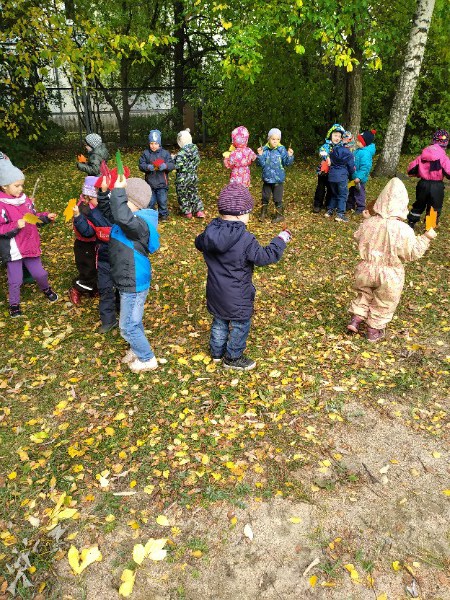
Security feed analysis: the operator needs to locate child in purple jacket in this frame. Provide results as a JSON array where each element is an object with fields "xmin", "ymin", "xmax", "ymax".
[{"xmin": 0, "ymin": 158, "xmax": 58, "ymax": 317}]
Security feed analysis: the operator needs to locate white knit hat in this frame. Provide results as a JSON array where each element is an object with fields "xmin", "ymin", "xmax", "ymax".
[
  {"xmin": 177, "ymin": 128, "xmax": 192, "ymax": 148},
  {"xmin": 85, "ymin": 133, "xmax": 102, "ymax": 149},
  {"xmin": 0, "ymin": 157, "xmax": 25, "ymax": 186}
]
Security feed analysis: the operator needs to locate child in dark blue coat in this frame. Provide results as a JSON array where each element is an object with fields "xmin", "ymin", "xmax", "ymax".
[
  {"xmin": 138, "ymin": 129, "xmax": 175, "ymax": 221},
  {"xmin": 195, "ymin": 183, "xmax": 291, "ymax": 371},
  {"xmin": 325, "ymin": 141, "xmax": 355, "ymax": 222}
]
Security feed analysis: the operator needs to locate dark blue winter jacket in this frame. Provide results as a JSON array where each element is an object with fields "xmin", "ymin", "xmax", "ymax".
[
  {"xmin": 108, "ymin": 188, "xmax": 160, "ymax": 293},
  {"xmin": 195, "ymin": 218, "xmax": 286, "ymax": 321},
  {"xmin": 73, "ymin": 207, "xmax": 112, "ymax": 262},
  {"xmin": 138, "ymin": 147, "xmax": 175, "ymax": 190},
  {"xmin": 328, "ymin": 145, "xmax": 355, "ymax": 183},
  {"xmin": 255, "ymin": 145, "xmax": 294, "ymax": 184}
]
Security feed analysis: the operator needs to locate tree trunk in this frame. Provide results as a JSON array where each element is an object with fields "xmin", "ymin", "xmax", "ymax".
[
  {"xmin": 344, "ymin": 34, "xmax": 363, "ymax": 137},
  {"xmin": 173, "ymin": 0, "xmax": 185, "ymax": 129},
  {"xmin": 373, "ymin": 0, "xmax": 436, "ymax": 177}
]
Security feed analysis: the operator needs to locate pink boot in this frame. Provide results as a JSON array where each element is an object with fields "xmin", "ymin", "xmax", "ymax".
[
  {"xmin": 195, "ymin": 211, "xmax": 205, "ymax": 218},
  {"xmin": 184, "ymin": 212, "xmax": 193, "ymax": 219},
  {"xmin": 347, "ymin": 315, "xmax": 364, "ymax": 333},
  {"xmin": 366, "ymin": 327, "xmax": 385, "ymax": 343}
]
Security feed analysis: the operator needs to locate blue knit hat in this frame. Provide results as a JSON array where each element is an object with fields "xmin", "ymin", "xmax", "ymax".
[{"xmin": 149, "ymin": 130, "xmax": 162, "ymax": 145}]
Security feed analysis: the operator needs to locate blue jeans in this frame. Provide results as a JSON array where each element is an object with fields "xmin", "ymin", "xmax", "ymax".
[
  {"xmin": 210, "ymin": 317, "xmax": 251, "ymax": 359},
  {"xmin": 328, "ymin": 180, "xmax": 348, "ymax": 216},
  {"xmin": 119, "ymin": 289, "xmax": 154, "ymax": 361},
  {"xmin": 150, "ymin": 188, "xmax": 169, "ymax": 217}
]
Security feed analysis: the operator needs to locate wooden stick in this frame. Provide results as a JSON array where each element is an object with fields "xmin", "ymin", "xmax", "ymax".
[{"xmin": 31, "ymin": 177, "xmax": 40, "ymax": 199}]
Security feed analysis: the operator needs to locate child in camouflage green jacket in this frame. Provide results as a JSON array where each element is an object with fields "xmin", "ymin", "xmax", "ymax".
[{"xmin": 173, "ymin": 129, "xmax": 205, "ymax": 219}]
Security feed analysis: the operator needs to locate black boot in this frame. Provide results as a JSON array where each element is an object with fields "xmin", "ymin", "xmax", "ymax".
[
  {"xmin": 272, "ymin": 205, "xmax": 284, "ymax": 223},
  {"xmin": 258, "ymin": 205, "xmax": 268, "ymax": 221}
]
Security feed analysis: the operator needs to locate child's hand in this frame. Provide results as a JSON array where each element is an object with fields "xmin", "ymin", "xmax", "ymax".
[
  {"xmin": 47, "ymin": 213, "xmax": 57, "ymax": 221},
  {"xmin": 147, "ymin": 164, "xmax": 155, "ymax": 172},
  {"xmin": 257, "ymin": 147, "xmax": 263, "ymax": 155},
  {"xmin": 278, "ymin": 229, "xmax": 292, "ymax": 244},
  {"xmin": 354, "ymin": 177, "xmax": 360, "ymax": 184},
  {"xmin": 101, "ymin": 175, "xmax": 110, "ymax": 193},
  {"xmin": 158, "ymin": 162, "xmax": 167, "ymax": 171},
  {"xmin": 114, "ymin": 175, "xmax": 127, "ymax": 188},
  {"xmin": 326, "ymin": 157, "xmax": 331, "ymax": 166},
  {"xmin": 362, "ymin": 210, "xmax": 371, "ymax": 219},
  {"xmin": 288, "ymin": 148, "xmax": 294, "ymax": 156},
  {"xmin": 425, "ymin": 228, "xmax": 437, "ymax": 240},
  {"xmin": 17, "ymin": 219, "xmax": 26, "ymax": 229},
  {"xmin": 73, "ymin": 205, "xmax": 80, "ymax": 217}
]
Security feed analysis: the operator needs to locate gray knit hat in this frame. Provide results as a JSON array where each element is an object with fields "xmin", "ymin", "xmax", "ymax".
[
  {"xmin": 0, "ymin": 157, "xmax": 25, "ymax": 187},
  {"xmin": 218, "ymin": 183, "xmax": 254, "ymax": 216},
  {"xmin": 85, "ymin": 133, "xmax": 102, "ymax": 149},
  {"xmin": 126, "ymin": 178, "xmax": 151, "ymax": 210}
]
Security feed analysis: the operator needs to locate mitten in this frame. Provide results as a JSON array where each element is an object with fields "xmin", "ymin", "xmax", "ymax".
[
  {"xmin": 159, "ymin": 162, "xmax": 167, "ymax": 171},
  {"xmin": 147, "ymin": 164, "xmax": 155, "ymax": 172},
  {"xmin": 425, "ymin": 228, "xmax": 437, "ymax": 240},
  {"xmin": 278, "ymin": 229, "xmax": 292, "ymax": 244}
]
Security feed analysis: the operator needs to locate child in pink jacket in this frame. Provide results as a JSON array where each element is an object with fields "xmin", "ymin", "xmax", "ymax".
[
  {"xmin": 223, "ymin": 126, "xmax": 256, "ymax": 188},
  {"xmin": 407, "ymin": 129, "xmax": 450, "ymax": 228},
  {"xmin": 0, "ymin": 158, "xmax": 58, "ymax": 317}
]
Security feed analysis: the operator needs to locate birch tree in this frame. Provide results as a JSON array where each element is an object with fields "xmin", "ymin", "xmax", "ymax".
[{"xmin": 373, "ymin": 0, "xmax": 436, "ymax": 176}]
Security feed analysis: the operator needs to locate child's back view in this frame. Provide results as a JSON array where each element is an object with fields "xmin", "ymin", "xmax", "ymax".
[
  {"xmin": 347, "ymin": 177, "xmax": 436, "ymax": 342},
  {"xmin": 195, "ymin": 183, "xmax": 291, "ymax": 371}
]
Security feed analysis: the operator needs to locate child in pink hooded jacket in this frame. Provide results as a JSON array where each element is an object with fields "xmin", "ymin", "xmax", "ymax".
[
  {"xmin": 223, "ymin": 126, "xmax": 256, "ymax": 188},
  {"xmin": 407, "ymin": 129, "xmax": 450, "ymax": 229},
  {"xmin": 0, "ymin": 157, "xmax": 58, "ymax": 317}
]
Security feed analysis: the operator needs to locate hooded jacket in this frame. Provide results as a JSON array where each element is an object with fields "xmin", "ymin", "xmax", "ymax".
[
  {"xmin": 0, "ymin": 192, "xmax": 52, "ymax": 263},
  {"xmin": 195, "ymin": 218, "xmax": 286, "ymax": 321},
  {"xmin": 77, "ymin": 144, "xmax": 110, "ymax": 176},
  {"xmin": 328, "ymin": 144, "xmax": 355, "ymax": 183},
  {"xmin": 108, "ymin": 188, "xmax": 160, "ymax": 292},
  {"xmin": 174, "ymin": 143, "xmax": 200, "ymax": 182},
  {"xmin": 354, "ymin": 178, "xmax": 430, "ymax": 271},
  {"xmin": 223, "ymin": 127, "xmax": 257, "ymax": 188},
  {"xmin": 407, "ymin": 144, "xmax": 450, "ymax": 181},
  {"xmin": 138, "ymin": 147, "xmax": 175, "ymax": 190},
  {"xmin": 255, "ymin": 144, "xmax": 294, "ymax": 184},
  {"xmin": 353, "ymin": 143, "xmax": 376, "ymax": 183}
]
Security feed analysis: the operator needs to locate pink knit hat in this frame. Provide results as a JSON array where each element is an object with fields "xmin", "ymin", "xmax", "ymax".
[{"xmin": 218, "ymin": 183, "xmax": 254, "ymax": 216}]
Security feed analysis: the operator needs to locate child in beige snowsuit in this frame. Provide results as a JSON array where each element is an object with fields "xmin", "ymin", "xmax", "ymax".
[{"xmin": 347, "ymin": 177, "xmax": 436, "ymax": 342}]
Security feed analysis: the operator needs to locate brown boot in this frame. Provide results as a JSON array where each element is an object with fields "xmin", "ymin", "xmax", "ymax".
[
  {"xmin": 366, "ymin": 327, "xmax": 385, "ymax": 343},
  {"xmin": 259, "ymin": 205, "xmax": 268, "ymax": 221},
  {"xmin": 272, "ymin": 205, "xmax": 284, "ymax": 223},
  {"xmin": 347, "ymin": 315, "xmax": 364, "ymax": 333}
]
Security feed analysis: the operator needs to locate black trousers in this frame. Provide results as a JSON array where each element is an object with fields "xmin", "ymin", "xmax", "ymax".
[
  {"xmin": 73, "ymin": 240, "xmax": 97, "ymax": 293},
  {"xmin": 313, "ymin": 174, "xmax": 331, "ymax": 210},
  {"xmin": 408, "ymin": 180, "xmax": 445, "ymax": 225},
  {"xmin": 262, "ymin": 183, "xmax": 284, "ymax": 207}
]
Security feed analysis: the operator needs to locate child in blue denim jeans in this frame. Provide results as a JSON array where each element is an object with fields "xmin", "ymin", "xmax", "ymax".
[
  {"xmin": 195, "ymin": 182, "xmax": 291, "ymax": 371},
  {"xmin": 106, "ymin": 176, "xmax": 160, "ymax": 373}
]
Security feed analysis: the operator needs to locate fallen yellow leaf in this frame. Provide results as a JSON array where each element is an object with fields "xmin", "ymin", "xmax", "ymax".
[
  {"xmin": 119, "ymin": 569, "xmax": 136, "ymax": 597},
  {"xmin": 156, "ymin": 515, "xmax": 170, "ymax": 527}
]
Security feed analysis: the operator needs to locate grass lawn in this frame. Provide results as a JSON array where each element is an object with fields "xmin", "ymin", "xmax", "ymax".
[{"xmin": 0, "ymin": 149, "xmax": 449, "ymax": 598}]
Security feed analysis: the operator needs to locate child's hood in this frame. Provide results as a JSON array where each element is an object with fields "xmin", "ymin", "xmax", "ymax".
[
  {"xmin": 231, "ymin": 126, "xmax": 249, "ymax": 149},
  {"xmin": 330, "ymin": 144, "xmax": 352, "ymax": 165},
  {"xmin": 373, "ymin": 177, "xmax": 409, "ymax": 220},
  {"xmin": 420, "ymin": 143, "xmax": 445, "ymax": 162},
  {"xmin": 201, "ymin": 218, "xmax": 246, "ymax": 253},
  {"xmin": 361, "ymin": 143, "xmax": 376, "ymax": 157}
]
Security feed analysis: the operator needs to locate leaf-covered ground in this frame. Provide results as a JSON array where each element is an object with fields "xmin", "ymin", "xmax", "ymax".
[{"xmin": 0, "ymin": 150, "xmax": 449, "ymax": 599}]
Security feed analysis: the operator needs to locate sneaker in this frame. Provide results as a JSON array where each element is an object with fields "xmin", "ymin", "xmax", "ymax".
[
  {"xmin": 195, "ymin": 211, "xmax": 206, "ymax": 218},
  {"xmin": 312, "ymin": 207, "xmax": 321, "ymax": 214},
  {"xmin": 366, "ymin": 327, "xmax": 385, "ymax": 343},
  {"xmin": 223, "ymin": 355, "xmax": 256, "ymax": 371},
  {"xmin": 9, "ymin": 304, "xmax": 22, "ymax": 318},
  {"xmin": 99, "ymin": 319, "xmax": 119, "ymax": 334},
  {"xmin": 184, "ymin": 212, "xmax": 193, "ymax": 219},
  {"xmin": 43, "ymin": 287, "xmax": 58, "ymax": 302},
  {"xmin": 68, "ymin": 287, "xmax": 81, "ymax": 305},
  {"xmin": 129, "ymin": 356, "xmax": 158, "ymax": 373},
  {"xmin": 159, "ymin": 215, "xmax": 169, "ymax": 222},
  {"xmin": 355, "ymin": 209, "xmax": 364, "ymax": 215},
  {"xmin": 121, "ymin": 349, "xmax": 137, "ymax": 364},
  {"xmin": 335, "ymin": 214, "xmax": 349, "ymax": 222},
  {"xmin": 347, "ymin": 315, "xmax": 364, "ymax": 333},
  {"xmin": 324, "ymin": 211, "xmax": 333, "ymax": 218},
  {"xmin": 211, "ymin": 355, "xmax": 223, "ymax": 363}
]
